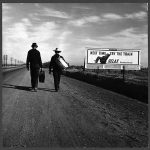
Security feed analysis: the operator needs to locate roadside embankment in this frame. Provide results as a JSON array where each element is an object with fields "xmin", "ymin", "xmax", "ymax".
[{"xmin": 63, "ymin": 69, "xmax": 148, "ymax": 104}]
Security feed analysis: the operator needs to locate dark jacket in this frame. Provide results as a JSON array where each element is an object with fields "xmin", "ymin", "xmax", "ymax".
[
  {"xmin": 49, "ymin": 54, "xmax": 64, "ymax": 72},
  {"xmin": 26, "ymin": 49, "xmax": 42, "ymax": 69}
]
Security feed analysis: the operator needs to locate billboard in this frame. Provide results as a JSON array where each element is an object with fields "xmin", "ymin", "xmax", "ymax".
[{"xmin": 85, "ymin": 48, "xmax": 141, "ymax": 70}]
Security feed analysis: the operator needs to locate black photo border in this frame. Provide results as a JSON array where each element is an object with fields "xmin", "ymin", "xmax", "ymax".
[{"xmin": 0, "ymin": 0, "xmax": 149, "ymax": 150}]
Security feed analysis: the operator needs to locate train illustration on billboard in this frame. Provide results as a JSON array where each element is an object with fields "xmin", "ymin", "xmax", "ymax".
[{"xmin": 85, "ymin": 48, "xmax": 141, "ymax": 70}]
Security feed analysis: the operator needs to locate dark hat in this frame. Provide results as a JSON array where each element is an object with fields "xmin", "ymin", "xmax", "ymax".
[
  {"xmin": 53, "ymin": 48, "xmax": 61, "ymax": 53},
  {"xmin": 31, "ymin": 43, "xmax": 38, "ymax": 47}
]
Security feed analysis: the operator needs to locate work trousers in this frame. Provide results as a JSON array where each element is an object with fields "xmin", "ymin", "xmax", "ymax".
[
  {"xmin": 30, "ymin": 68, "xmax": 40, "ymax": 88},
  {"xmin": 53, "ymin": 70, "xmax": 61, "ymax": 90}
]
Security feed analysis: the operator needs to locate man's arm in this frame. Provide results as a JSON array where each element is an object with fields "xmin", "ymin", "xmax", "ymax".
[
  {"xmin": 26, "ymin": 52, "xmax": 30, "ymax": 70},
  {"xmin": 49, "ymin": 57, "xmax": 53, "ymax": 74},
  {"xmin": 39, "ymin": 53, "xmax": 42, "ymax": 69}
]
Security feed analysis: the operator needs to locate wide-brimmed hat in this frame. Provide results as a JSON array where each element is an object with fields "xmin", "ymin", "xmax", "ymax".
[
  {"xmin": 31, "ymin": 43, "xmax": 38, "ymax": 47},
  {"xmin": 53, "ymin": 48, "xmax": 61, "ymax": 53}
]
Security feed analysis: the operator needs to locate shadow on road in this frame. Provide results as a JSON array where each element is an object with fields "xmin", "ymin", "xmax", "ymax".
[
  {"xmin": 38, "ymin": 88, "xmax": 56, "ymax": 92},
  {"xmin": 2, "ymin": 84, "xmax": 56, "ymax": 92}
]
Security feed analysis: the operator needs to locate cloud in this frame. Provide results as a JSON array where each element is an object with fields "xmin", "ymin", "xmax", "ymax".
[
  {"xmin": 82, "ymin": 27, "xmax": 148, "ymax": 66},
  {"xmin": 34, "ymin": 3, "xmax": 40, "ymax": 7},
  {"xmin": 2, "ymin": 16, "xmax": 12, "ymax": 23},
  {"xmin": 28, "ymin": 5, "xmax": 71, "ymax": 20},
  {"xmin": 28, "ymin": 13, "xmax": 41, "ymax": 21},
  {"xmin": 5, "ymin": 22, "xmax": 28, "ymax": 40},
  {"xmin": 2, "ymin": 3, "xmax": 148, "ymax": 66},
  {"xmin": 57, "ymin": 31, "xmax": 72, "ymax": 40},
  {"xmin": 102, "ymin": 11, "xmax": 147, "ymax": 21},
  {"xmin": 68, "ymin": 10, "xmax": 147, "ymax": 28},
  {"xmin": 2, "ymin": 3, "xmax": 11, "ymax": 10},
  {"xmin": 83, "ymin": 27, "xmax": 147, "ymax": 48},
  {"xmin": 40, "ymin": 7, "xmax": 71, "ymax": 19},
  {"xmin": 72, "ymin": 5, "xmax": 91, "ymax": 10},
  {"xmin": 30, "ymin": 22, "xmax": 59, "ymax": 42},
  {"xmin": 125, "ymin": 11, "xmax": 147, "ymax": 20},
  {"xmin": 68, "ymin": 16, "xmax": 100, "ymax": 27},
  {"xmin": 3, "ymin": 19, "xmax": 60, "ymax": 62},
  {"xmin": 57, "ymin": 31, "xmax": 72, "ymax": 50},
  {"xmin": 21, "ymin": 18, "xmax": 32, "ymax": 26},
  {"xmin": 2, "ymin": 3, "xmax": 13, "ymax": 23},
  {"xmin": 3, "ymin": 16, "xmax": 73, "ymax": 63},
  {"xmin": 102, "ymin": 13, "xmax": 123, "ymax": 20},
  {"xmin": 141, "ymin": 3, "xmax": 148, "ymax": 11}
]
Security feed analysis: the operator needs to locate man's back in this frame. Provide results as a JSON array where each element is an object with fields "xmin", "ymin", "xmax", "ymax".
[
  {"xmin": 26, "ymin": 49, "xmax": 42, "ymax": 69},
  {"xmin": 49, "ymin": 54, "xmax": 63, "ymax": 71}
]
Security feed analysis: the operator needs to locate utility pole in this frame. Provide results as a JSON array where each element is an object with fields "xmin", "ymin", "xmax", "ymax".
[
  {"xmin": 15, "ymin": 59, "xmax": 16, "ymax": 66},
  {"xmin": 6, "ymin": 55, "xmax": 8, "ymax": 67},
  {"xmin": 3, "ymin": 55, "xmax": 5, "ymax": 67},
  {"xmin": 10, "ymin": 57, "xmax": 13, "ymax": 66}
]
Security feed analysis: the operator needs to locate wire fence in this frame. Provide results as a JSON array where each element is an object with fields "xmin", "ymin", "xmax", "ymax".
[{"xmin": 2, "ymin": 55, "xmax": 25, "ymax": 68}]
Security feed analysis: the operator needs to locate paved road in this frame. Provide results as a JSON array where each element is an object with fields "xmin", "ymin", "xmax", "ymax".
[{"xmin": 2, "ymin": 69, "xmax": 148, "ymax": 148}]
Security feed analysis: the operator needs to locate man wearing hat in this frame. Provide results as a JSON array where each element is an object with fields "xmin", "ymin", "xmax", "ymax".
[
  {"xmin": 49, "ymin": 48, "xmax": 68, "ymax": 92},
  {"xmin": 26, "ymin": 43, "xmax": 42, "ymax": 91}
]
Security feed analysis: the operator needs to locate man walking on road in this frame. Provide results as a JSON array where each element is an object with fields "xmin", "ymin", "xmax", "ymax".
[
  {"xmin": 26, "ymin": 43, "xmax": 42, "ymax": 92},
  {"xmin": 49, "ymin": 48, "xmax": 68, "ymax": 92}
]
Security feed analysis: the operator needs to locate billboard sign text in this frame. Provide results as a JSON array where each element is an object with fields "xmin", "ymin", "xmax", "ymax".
[{"xmin": 85, "ymin": 48, "xmax": 141, "ymax": 70}]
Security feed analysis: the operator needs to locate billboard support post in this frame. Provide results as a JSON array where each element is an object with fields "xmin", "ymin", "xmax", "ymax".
[
  {"xmin": 122, "ymin": 66, "xmax": 125, "ymax": 82},
  {"xmin": 83, "ymin": 58, "xmax": 85, "ymax": 71},
  {"xmin": 97, "ymin": 66, "xmax": 99, "ymax": 75}
]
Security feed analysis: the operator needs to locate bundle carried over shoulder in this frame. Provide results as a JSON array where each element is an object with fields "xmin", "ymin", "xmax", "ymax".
[{"xmin": 55, "ymin": 56, "xmax": 69, "ymax": 70}]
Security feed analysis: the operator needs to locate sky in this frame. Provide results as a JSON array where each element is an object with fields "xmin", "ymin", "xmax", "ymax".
[{"xmin": 2, "ymin": 3, "xmax": 148, "ymax": 67}]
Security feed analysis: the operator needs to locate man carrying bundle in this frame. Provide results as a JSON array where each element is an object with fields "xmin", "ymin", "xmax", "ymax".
[{"xmin": 49, "ymin": 48, "xmax": 69, "ymax": 92}]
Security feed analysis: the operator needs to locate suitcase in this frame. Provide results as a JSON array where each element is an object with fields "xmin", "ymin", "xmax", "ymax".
[
  {"xmin": 56, "ymin": 57, "xmax": 69, "ymax": 70},
  {"xmin": 39, "ymin": 70, "xmax": 45, "ymax": 83}
]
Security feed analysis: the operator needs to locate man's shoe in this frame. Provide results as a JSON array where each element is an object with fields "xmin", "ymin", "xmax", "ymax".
[
  {"xmin": 35, "ymin": 88, "xmax": 38, "ymax": 91},
  {"xmin": 31, "ymin": 88, "xmax": 35, "ymax": 92}
]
